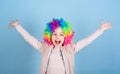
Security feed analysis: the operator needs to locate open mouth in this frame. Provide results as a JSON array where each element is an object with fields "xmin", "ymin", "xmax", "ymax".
[{"xmin": 55, "ymin": 40, "xmax": 61, "ymax": 45}]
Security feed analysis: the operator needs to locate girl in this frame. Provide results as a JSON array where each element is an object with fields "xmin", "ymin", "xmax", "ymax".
[{"xmin": 9, "ymin": 18, "xmax": 111, "ymax": 74}]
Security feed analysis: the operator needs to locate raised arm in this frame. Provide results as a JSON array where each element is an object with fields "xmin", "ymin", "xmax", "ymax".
[
  {"xmin": 8, "ymin": 20, "xmax": 43, "ymax": 52},
  {"xmin": 74, "ymin": 21, "xmax": 112, "ymax": 53}
]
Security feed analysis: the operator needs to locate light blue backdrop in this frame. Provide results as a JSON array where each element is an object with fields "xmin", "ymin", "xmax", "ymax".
[{"xmin": 0, "ymin": 0, "xmax": 120, "ymax": 74}]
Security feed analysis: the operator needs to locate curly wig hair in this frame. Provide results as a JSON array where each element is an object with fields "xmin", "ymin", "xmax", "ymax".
[{"xmin": 43, "ymin": 18, "xmax": 74, "ymax": 46}]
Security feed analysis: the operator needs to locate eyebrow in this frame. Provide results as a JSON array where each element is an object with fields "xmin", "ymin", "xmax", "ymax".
[
  {"xmin": 52, "ymin": 32, "xmax": 64, "ymax": 35},
  {"xmin": 53, "ymin": 31, "xmax": 64, "ymax": 33},
  {"xmin": 60, "ymin": 32, "xmax": 64, "ymax": 34}
]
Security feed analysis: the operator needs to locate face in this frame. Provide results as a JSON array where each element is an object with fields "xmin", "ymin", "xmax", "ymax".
[{"xmin": 52, "ymin": 27, "xmax": 64, "ymax": 47}]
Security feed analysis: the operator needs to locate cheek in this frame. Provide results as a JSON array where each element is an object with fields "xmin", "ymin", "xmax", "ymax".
[
  {"xmin": 51, "ymin": 36, "xmax": 55, "ymax": 41},
  {"xmin": 51, "ymin": 36, "xmax": 56, "ymax": 43},
  {"xmin": 61, "ymin": 37, "xmax": 64, "ymax": 41}
]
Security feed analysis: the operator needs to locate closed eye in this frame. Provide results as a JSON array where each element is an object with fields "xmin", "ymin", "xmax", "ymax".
[
  {"xmin": 53, "ymin": 33, "xmax": 57, "ymax": 36},
  {"xmin": 60, "ymin": 33, "xmax": 64, "ymax": 36}
]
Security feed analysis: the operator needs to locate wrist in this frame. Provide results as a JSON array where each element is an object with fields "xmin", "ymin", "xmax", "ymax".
[{"xmin": 99, "ymin": 28, "xmax": 104, "ymax": 32}]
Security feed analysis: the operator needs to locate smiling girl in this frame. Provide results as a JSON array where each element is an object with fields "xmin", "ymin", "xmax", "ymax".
[{"xmin": 9, "ymin": 18, "xmax": 111, "ymax": 74}]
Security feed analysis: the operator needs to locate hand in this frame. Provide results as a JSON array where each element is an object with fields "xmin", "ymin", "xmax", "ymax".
[
  {"xmin": 100, "ymin": 21, "xmax": 112, "ymax": 32},
  {"xmin": 8, "ymin": 19, "xmax": 19, "ymax": 28}
]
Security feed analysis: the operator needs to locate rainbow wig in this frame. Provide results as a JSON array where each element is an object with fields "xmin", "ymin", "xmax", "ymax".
[{"xmin": 43, "ymin": 18, "xmax": 74, "ymax": 46}]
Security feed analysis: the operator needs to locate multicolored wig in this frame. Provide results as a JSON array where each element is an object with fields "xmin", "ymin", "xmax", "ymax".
[{"xmin": 43, "ymin": 18, "xmax": 74, "ymax": 46}]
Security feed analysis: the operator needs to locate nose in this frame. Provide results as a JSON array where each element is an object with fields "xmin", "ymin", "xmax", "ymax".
[{"xmin": 56, "ymin": 35, "xmax": 60, "ymax": 38}]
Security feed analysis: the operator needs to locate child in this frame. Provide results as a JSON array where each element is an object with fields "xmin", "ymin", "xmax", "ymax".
[{"xmin": 8, "ymin": 18, "xmax": 111, "ymax": 74}]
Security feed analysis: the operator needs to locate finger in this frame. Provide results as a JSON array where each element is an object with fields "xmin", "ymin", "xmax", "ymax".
[
  {"xmin": 105, "ymin": 23, "xmax": 111, "ymax": 27},
  {"xmin": 8, "ymin": 24, "xmax": 13, "ymax": 29},
  {"xmin": 109, "ymin": 22, "xmax": 112, "ymax": 27},
  {"xmin": 100, "ymin": 20, "xmax": 104, "ymax": 25},
  {"xmin": 104, "ymin": 22, "xmax": 111, "ymax": 27},
  {"xmin": 16, "ymin": 19, "xmax": 18, "ymax": 22},
  {"xmin": 109, "ymin": 24, "xmax": 112, "ymax": 29},
  {"xmin": 9, "ymin": 22, "xmax": 12, "ymax": 25},
  {"xmin": 107, "ymin": 22, "xmax": 111, "ymax": 25},
  {"xmin": 11, "ymin": 20, "xmax": 15, "ymax": 22},
  {"xmin": 106, "ymin": 24, "xmax": 112, "ymax": 29},
  {"xmin": 15, "ymin": 19, "xmax": 19, "ymax": 24},
  {"xmin": 8, "ymin": 22, "xmax": 14, "ymax": 28},
  {"xmin": 106, "ymin": 22, "xmax": 112, "ymax": 27}
]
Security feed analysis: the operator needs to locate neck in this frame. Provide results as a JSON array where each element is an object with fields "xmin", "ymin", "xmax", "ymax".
[{"xmin": 54, "ymin": 46, "xmax": 60, "ymax": 49}]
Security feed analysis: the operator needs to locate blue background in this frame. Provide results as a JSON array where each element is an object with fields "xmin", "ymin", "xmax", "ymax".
[{"xmin": 0, "ymin": 0, "xmax": 120, "ymax": 74}]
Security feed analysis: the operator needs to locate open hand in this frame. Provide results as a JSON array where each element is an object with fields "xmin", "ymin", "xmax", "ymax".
[
  {"xmin": 100, "ymin": 21, "xmax": 112, "ymax": 32},
  {"xmin": 8, "ymin": 19, "xmax": 19, "ymax": 28}
]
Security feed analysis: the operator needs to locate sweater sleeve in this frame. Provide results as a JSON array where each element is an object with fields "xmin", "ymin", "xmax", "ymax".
[
  {"xmin": 74, "ymin": 29, "xmax": 103, "ymax": 53},
  {"xmin": 16, "ymin": 25, "xmax": 43, "ymax": 52}
]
